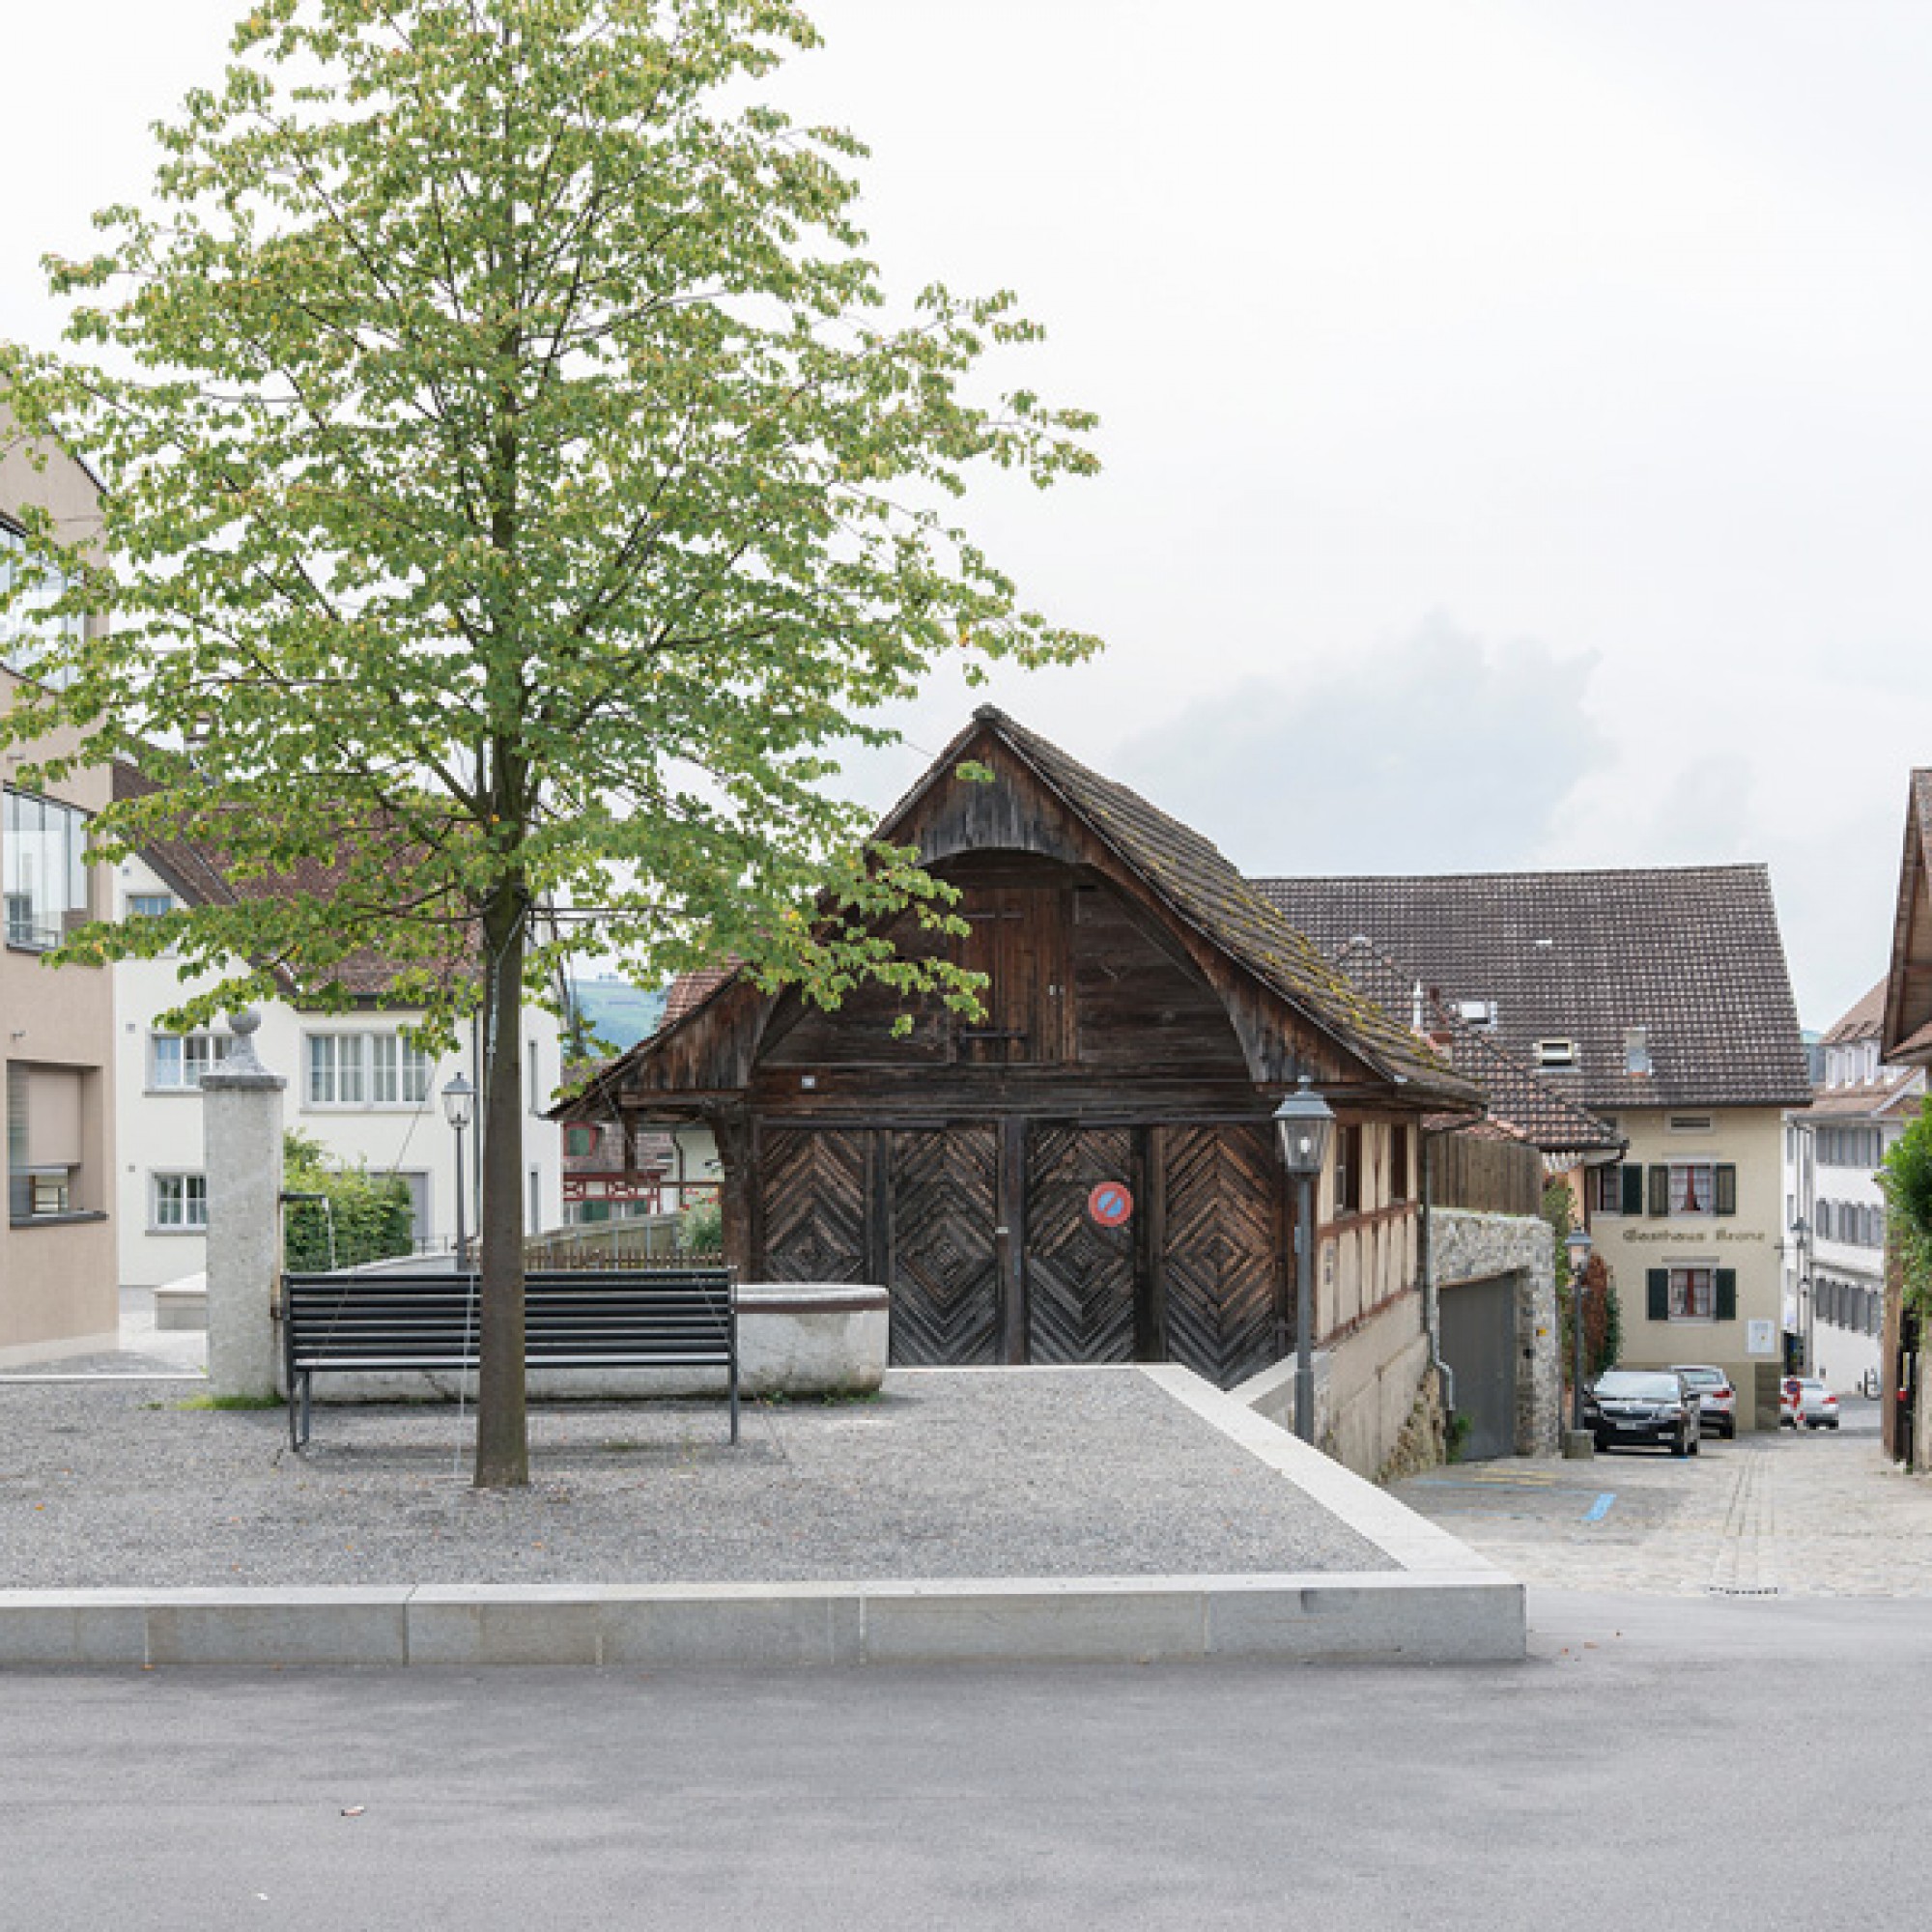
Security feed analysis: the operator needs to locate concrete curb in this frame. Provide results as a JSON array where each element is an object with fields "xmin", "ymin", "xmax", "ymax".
[
  {"xmin": 0, "ymin": 1367, "xmax": 1523, "ymax": 1669},
  {"xmin": 0, "ymin": 1572, "xmax": 1522, "ymax": 1669}
]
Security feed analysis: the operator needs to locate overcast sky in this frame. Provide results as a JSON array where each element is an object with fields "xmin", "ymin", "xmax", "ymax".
[{"xmin": 5, "ymin": 1, "xmax": 1928, "ymax": 1027}]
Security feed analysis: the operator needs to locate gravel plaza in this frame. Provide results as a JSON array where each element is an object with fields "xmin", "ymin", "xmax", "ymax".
[{"xmin": 0, "ymin": 1348, "xmax": 1520, "ymax": 1668}]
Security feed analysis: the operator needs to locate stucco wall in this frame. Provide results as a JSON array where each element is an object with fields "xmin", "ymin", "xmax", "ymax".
[
  {"xmin": 1595, "ymin": 1105, "xmax": 1785, "ymax": 1427},
  {"xmin": 1236, "ymin": 1292, "xmax": 1431, "ymax": 1479},
  {"xmin": 0, "ymin": 421, "xmax": 118, "ymax": 1361},
  {"xmin": 113, "ymin": 859, "xmax": 567, "ymax": 1289}
]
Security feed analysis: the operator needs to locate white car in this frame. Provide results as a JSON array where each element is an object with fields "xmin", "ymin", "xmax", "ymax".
[
  {"xmin": 1779, "ymin": 1378, "xmax": 1840, "ymax": 1430},
  {"xmin": 1669, "ymin": 1364, "xmax": 1738, "ymax": 1440}
]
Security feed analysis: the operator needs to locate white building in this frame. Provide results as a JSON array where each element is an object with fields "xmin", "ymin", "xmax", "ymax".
[
  {"xmin": 1784, "ymin": 980, "xmax": 1923, "ymax": 1394},
  {"xmin": 112, "ymin": 808, "xmax": 566, "ymax": 1291}
]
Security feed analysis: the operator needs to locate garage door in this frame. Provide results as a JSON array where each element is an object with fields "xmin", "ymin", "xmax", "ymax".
[{"xmin": 1438, "ymin": 1274, "xmax": 1517, "ymax": 1462}]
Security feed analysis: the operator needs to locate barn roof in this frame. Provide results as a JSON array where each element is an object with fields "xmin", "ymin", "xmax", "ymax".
[
  {"xmin": 570, "ymin": 707, "xmax": 1479, "ymax": 1114},
  {"xmin": 1883, "ymin": 770, "xmax": 1932, "ymax": 1065}
]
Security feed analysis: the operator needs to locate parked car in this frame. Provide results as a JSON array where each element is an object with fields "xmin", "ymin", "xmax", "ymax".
[
  {"xmin": 1584, "ymin": 1369, "xmax": 1700, "ymax": 1457},
  {"xmin": 1783, "ymin": 1378, "xmax": 1840, "ymax": 1431},
  {"xmin": 1669, "ymin": 1363, "xmax": 1738, "ymax": 1439}
]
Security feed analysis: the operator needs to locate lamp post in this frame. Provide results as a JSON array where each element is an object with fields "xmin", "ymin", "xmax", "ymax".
[
  {"xmin": 1565, "ymin": 1224, "xmax": 1594, "ymax": 1434},
  {"xmin": 442, "ymin": 1071, "xmax": 475, "ymax": 1269},
  {"xmin": 1273, "ymin": 1076, "xmax": 1336, "ymax": 1445},
  {"xmin": 1791, "ymin": 1214, "xmax": 1813, "ymax": 1374}
]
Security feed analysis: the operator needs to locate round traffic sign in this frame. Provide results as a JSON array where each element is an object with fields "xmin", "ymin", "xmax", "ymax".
[{"xmin": 1088, "ymin": 1181, "xmax": 1133, "ymax": 1228}]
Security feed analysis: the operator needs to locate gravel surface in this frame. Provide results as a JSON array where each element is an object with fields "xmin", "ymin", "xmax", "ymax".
[{"xmin": 0, "ymin": 1368, "xmax": 1395, "ymax": 1588}]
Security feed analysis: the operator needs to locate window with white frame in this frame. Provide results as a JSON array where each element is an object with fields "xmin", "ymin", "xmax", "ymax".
[
  {"xmin": 128, "ymin": 892, "xmax": 173, "ymax": 921},
  {"xmin": 152, "ymin": 1172, "xmax": 207, "ymax": 1230},
  {"xmin": 150, "ymin": 1031, "xmax": 231, "ymax": 1092},
  {"xmin": 305, "ymin": 1031, "xmax": 431, "ymax": 1108},
  {"xmin": 369, "ymin": 1034, "xmax": 432, "ymax": 1106}
]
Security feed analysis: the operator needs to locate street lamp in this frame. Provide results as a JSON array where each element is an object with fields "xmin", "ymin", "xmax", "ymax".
[
  {"xmin": 1273, "ymin": 1075, "xmax": 1336, "ymax": 1445},
  {"xmin": 1565, "ymin": 1224, "xmax": 1594, "ymax": 1433},
  {"xmin": 442, "ymin": 1072, "xmax": 474, "ymax": 1268},
  {"xmin": 1791, "ymin": 1215, "xmax": 1813, "ymax": 1374}
]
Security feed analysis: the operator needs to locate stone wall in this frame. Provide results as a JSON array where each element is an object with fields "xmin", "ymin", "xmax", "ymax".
[
  {"xmin": 1432, "ymin": 1208, "xmax": 1560, "ymax": 1458},
  {"xmin": 1235, "ymin": 1293, "xmax": 1433, "ymax": 1478}
]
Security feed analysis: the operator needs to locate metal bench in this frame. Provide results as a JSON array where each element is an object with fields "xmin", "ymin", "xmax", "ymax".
[{"xmin": 279, "ymin": 1265, "xmax": 738, "ymax": 1450}]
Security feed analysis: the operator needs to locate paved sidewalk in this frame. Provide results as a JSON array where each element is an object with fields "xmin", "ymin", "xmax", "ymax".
[{"xmin": 1393, "ymin": 1401, "xmax": 1932, "ymax": 1597}]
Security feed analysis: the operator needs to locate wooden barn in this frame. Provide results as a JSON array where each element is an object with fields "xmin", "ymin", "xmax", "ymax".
[{"xmin": 563, "ymin": 709, "xmax": 1479, "ymax": 1451}]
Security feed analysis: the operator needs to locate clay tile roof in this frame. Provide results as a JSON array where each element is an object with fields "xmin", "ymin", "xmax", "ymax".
[
  {"xmin": 961, "ymin": 710, "xmax": 1478, "ymax": 1106},
  {"xmin": 111, "ymin": 758, "xmax": 471, "ymax": 1002},
  {"xmin": 663, "ymin": 968, "xmax": 735, "ymax": 1025},
  {"xmin": 1256, "ymin": 865, "xmax": 1810, "ymax": 1111},
  {"xmin": 1824, "ymin": 979, "xmax": 1889, "ymax": 1045},
  {"xmin": 1328, "ymin": 936, "xmax": 1623, "ymax": 1155}
]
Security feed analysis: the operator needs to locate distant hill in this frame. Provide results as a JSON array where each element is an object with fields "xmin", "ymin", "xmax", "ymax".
[{"xmin": 568, "ymin": 977, "xmax": 668, "ymax": 1054}]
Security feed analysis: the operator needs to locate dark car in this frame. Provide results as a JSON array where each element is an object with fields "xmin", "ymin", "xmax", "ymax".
[{"xmin": 1584, "ymin": 1369, "xmax": 1700, "ymax": 1458}]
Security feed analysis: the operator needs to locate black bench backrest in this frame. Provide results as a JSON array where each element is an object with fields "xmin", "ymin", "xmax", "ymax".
[{"xmin": 282, "ymin": 1267, "xmax": 736, "ymax": 1373}]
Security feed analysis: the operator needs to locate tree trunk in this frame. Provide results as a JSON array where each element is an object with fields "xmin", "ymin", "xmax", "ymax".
[{"xmin": 473, "ymin": 881, "xmax": 529, "ymax": 1488}]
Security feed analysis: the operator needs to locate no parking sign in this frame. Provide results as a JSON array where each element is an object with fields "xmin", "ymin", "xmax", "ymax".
[{"xmin": 1087, "ymin": 1181, "xmax": 1133, "ymax": 1228}]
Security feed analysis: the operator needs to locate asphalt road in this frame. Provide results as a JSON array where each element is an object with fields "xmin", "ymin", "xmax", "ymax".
[{"xmin": 5, "ymin": 1587, "xmax": 1924, "ymax": 1932}]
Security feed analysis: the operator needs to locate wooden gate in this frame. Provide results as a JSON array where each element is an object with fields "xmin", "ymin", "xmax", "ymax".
[
  {"xmin": 754, "ymin": 1118, "xmax": 1288, "ymax": 1387},
  {"xmin": 1024, "ymin": 1123, "xmax": 1136, "ymax": 1365},
  {"xmin": 889, "ymin": 1126, "xmax": 1000, "ymax": 1365},
  {"xmin": 1159, "ymin": 1123, "xmax": 1284, "ymax": 1388},
  {"xmin": 757, "ymin": 1127, "xmax": 868, "ymax": 1282}
]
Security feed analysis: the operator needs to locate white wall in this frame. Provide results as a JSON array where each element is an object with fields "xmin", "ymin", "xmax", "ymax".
[
  {"xmin": 1784, "ymin": 1054, "xmax": 1924, "ymax": 1393},
  {"xmin": 112, "ymin": 854, "xmax": 567, "ymax": 1287}
]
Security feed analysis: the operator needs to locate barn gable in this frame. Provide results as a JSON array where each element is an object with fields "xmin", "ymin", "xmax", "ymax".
[
  {"xmin": 1884, "ymin": 769, "xmax": 1932, "ymax": 1065},
  {"xmin": 586, "ymin": 707, "xmax": 1476, "ymax": 1118}
]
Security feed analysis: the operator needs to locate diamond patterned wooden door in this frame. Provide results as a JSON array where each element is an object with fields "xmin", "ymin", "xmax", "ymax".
[
  {"xmin": 1025, "ymin": 1124, "xmax": 1136, "ymax": 1365},
  {"xmin": 1160, "ymin": 1123, "xmax": 1284, "ymax": 1388},
  {"xmin": 888, "ymin": 1127, "xmax": 1000, "ymax": 1365},
  {"xmin": 758, "ymin": 1128, "xmax": 869, "ymax": 1282}
]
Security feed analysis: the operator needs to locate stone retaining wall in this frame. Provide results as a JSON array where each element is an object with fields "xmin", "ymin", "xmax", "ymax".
[{"xmin": 1433, "ymin": 1208, "xmax": 1559, "ymax": 1458}]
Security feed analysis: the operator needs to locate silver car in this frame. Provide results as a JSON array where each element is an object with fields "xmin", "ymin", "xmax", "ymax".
[{"xmin": 1669, "ymin": 1363, "xmax": 1738, "ymax": 1440}]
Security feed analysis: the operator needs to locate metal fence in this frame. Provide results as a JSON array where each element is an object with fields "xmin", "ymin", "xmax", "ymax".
[{"xmin": 523, "ymin": 1214, "xmax": 722, "ymax": 1270}]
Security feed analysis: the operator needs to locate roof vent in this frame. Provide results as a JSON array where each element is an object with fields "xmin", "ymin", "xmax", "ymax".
[{"xmin": 1625, "ymin": 1026, "xmax": 1653, "ymax": 1076}]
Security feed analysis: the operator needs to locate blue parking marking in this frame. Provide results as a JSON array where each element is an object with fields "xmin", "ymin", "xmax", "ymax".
[{"xmin": 1582, "ymin": 1492, "xmax": 1616, "ymax": 1523}]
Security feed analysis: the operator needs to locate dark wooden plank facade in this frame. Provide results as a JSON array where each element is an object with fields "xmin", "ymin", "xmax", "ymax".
[{"xmin": 569, "ymin": 710, "xmax": 1478, "ymax": 1389}]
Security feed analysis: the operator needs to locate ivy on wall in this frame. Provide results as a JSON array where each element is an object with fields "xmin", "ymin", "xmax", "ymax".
[{"xmin": 1882, "ymin": 1100, "xmax": 1932, "ymax": 1315}]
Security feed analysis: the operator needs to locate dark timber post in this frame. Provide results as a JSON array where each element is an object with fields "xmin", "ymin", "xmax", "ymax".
[{"xmin": 997, "ymin": 1117, "xmax": 1028, "ymax": 1363}]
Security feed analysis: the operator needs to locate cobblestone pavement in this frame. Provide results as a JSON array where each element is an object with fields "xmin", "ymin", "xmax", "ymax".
[{"xmin": 1393, "ymin": 1399, "xmax": 1932, "ymax": 1597}]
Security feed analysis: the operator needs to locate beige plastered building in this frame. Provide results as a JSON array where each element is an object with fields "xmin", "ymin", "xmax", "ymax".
[{"xmin": 0, "ymin": 410, "xmax": 118, "ymax": 1365}]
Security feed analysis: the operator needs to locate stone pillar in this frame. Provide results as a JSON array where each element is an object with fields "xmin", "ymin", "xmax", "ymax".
[{"xmin": 199, "ymin": 1009, "xmax": 286, "ymax": 1401}]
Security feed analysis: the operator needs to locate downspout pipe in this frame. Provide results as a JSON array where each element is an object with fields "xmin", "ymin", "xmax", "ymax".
[{"xmin": 1420, "ymin": 1132, "xmax": 1454, "ymax": 1421}]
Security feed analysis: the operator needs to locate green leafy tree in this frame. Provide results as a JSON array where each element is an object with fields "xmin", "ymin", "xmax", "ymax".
[
  {"xmin": 282, "ymin": 1130, "xmax": 414, "ymax": 1273},
  {"xmin": 0, "ymin": 0, "xmax": 1097, "ymax": 1485},
  {"xmin": 1883, "ymin": 1099, "xmax": 1932, "ymax": 1312}
]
